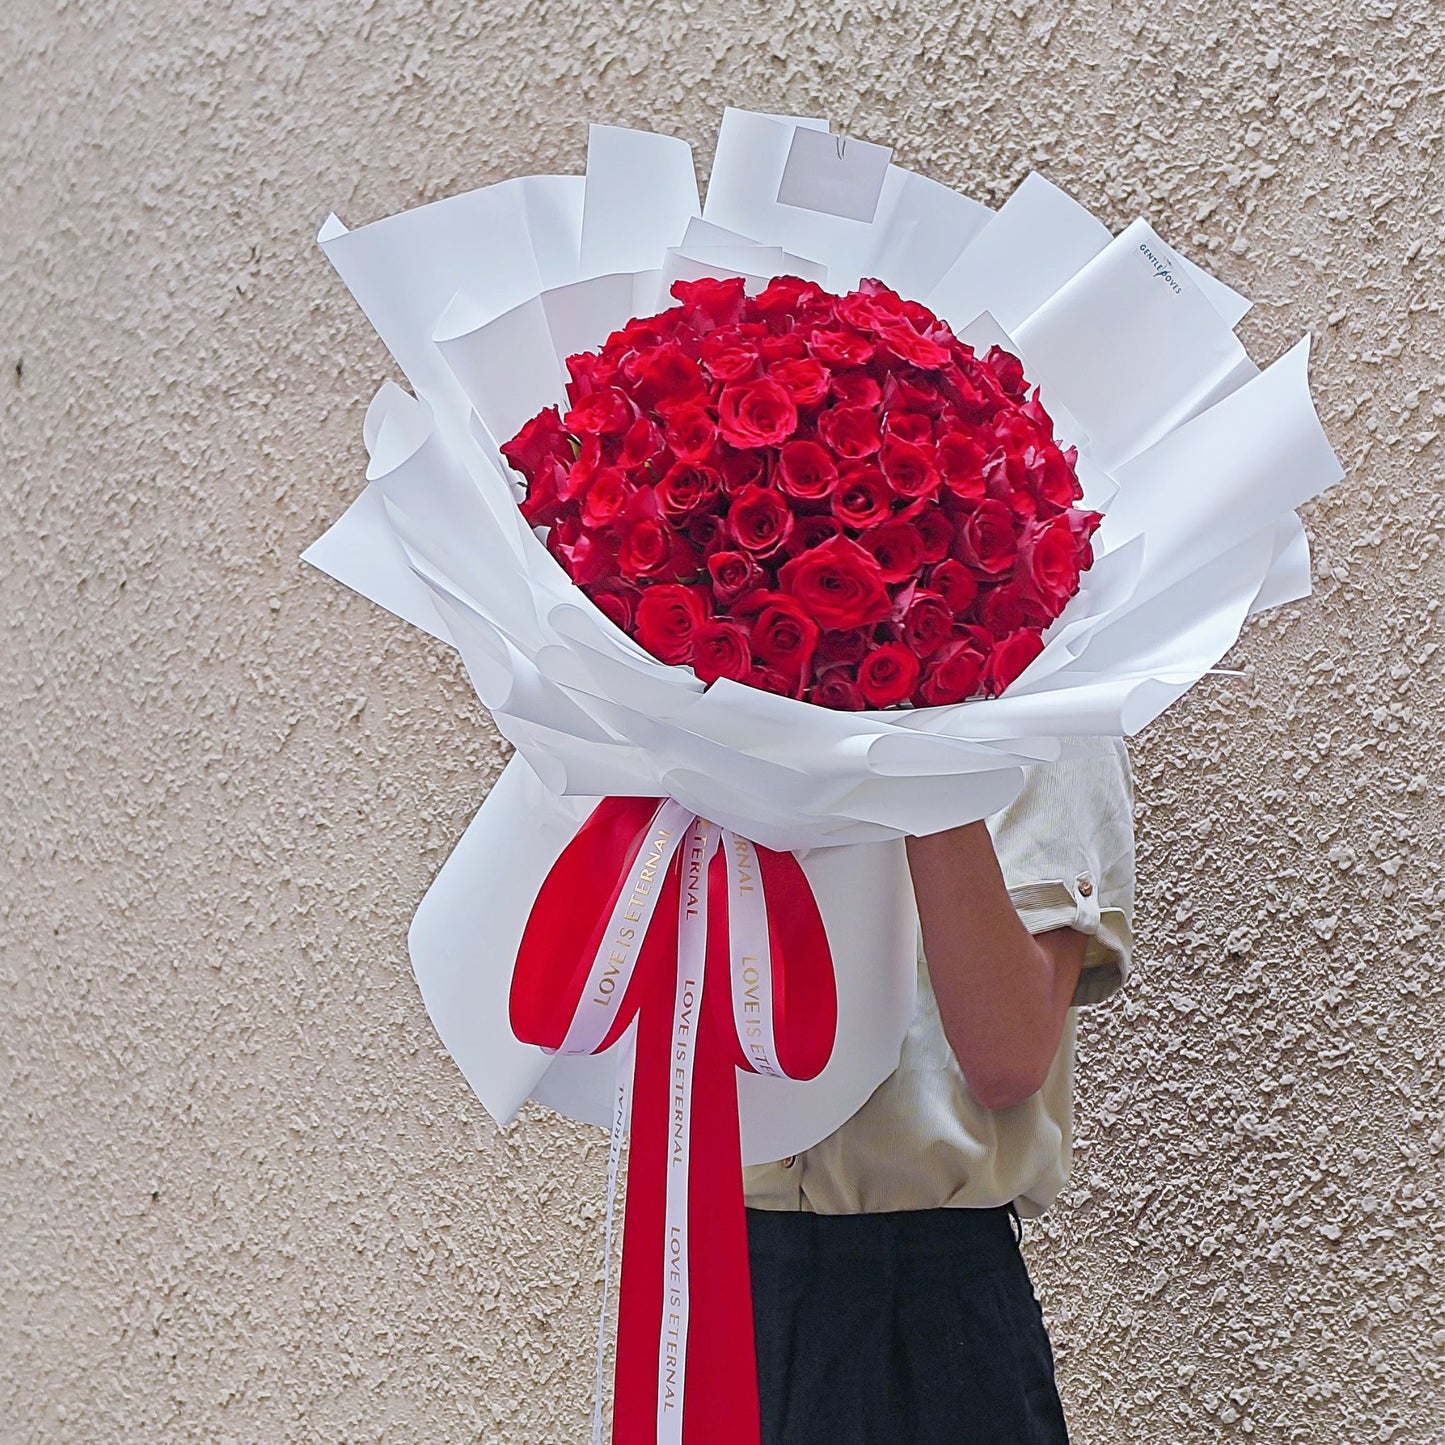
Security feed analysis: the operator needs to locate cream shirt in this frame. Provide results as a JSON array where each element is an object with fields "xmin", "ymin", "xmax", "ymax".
[{"xmin": 743, "ymin": 736, "xmax": 1136, "ymax": 1220}]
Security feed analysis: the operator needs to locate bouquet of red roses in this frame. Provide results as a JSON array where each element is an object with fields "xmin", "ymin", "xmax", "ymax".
[
  {"xmin": 304, "ymin": 110, "xmax": 1344, "ymax": 1445},
  {"xmin": 503, "ymin": 273, "xmax": 1102, "ymax": 711}
]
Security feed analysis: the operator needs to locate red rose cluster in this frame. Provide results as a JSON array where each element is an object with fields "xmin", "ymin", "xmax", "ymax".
[{"xmin": 501, "ymin": 275, "xmax": 1102, "ymax": 709}]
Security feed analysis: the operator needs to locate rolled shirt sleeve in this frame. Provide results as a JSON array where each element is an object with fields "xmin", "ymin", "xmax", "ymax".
[{"xmin": 985, "ymin": 735, "xmax": 1137, "ymax": 1009}]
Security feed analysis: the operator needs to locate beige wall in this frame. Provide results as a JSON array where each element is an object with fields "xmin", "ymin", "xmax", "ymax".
[{"xmin": 2, "ymin": 1, "xmax": 1442, "ymax": 1440}]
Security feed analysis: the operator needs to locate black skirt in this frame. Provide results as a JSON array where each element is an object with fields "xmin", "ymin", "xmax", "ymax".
[{"xmin": 747, "ymin": 1204, "xmax": 1070, "ymax": 1445}]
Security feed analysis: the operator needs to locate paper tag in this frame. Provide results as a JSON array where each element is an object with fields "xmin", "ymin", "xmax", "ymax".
[{"xmin": 776, "ymin": 127, "xmax": 892, "ymax": 224}]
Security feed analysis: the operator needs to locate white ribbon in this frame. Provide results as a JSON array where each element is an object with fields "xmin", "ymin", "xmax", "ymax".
[
  {"xmin": 558, "ymin": 798, "xmax": 696, "ymax": 1057},
  {"xmin": 723, "ymin": 832, "xmax": 783, "ymax": 1081},
  {"xmin": 656, "ymin": 816, "xmax": 719, "ymax": 1444}
]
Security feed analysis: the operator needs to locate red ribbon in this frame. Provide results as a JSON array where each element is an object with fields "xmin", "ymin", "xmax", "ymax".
[{"xmin": 511, "ymin": 796, "xmax": 837, "ymax": 1444}]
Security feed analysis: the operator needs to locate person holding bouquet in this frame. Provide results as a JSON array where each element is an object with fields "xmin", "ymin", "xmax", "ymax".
[{"xmin": 744, "ymin": 741, "xmax": 1133, "ymax": 1445}]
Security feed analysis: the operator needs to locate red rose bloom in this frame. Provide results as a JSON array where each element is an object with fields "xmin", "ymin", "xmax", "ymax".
[
  {"xmin": 879, "ymin": 436, "xmax": 941, "ymax": 500},
  {"xmin": 635, "ymin": 583, "xmax": 709, "ymax": 665},
  {"xmin": 750, "ymin": 596, "xmax": 820, "ymax": 679},
  {"xmin": 812, "ymin": 666, "xmax": 865, "ymax": 710},
  {"xmin": 501, "ymin": 405, "xmax": 573, "ymax": 482},
  {"xmin": 858, "ymin": 643, "xmax": 922, "ymax": 707},
  {"xmin": 727, "ymin": 484, "xmax": 795, "ymax": 556},
  {"xmin": 618, "ymin": 516, "xmax": 676, "ymax": 581},
  {"xmin": 984, "ymin": 628, "xmax": 1046, "ymax": 695},
  {"xmin": 832, "ymin": 465, "xmax": 894, "ymax": 530},
  {"xmin": 656, "ymin": 461, "xmax": 722, "ymax": 522},
  {"xmin": 717, "ymin": 377, "xmax": 799, "ymax": 448},
  {"xmin": 817, "ymin": 403, "xmax": 883, "ymax": 459},
  {"xmin": 902, "ymin": 591, "xmax": 954, "ymax": 658},
  {"xmin": 928, "ymin": 559, "xmax": 981, "ymax": 613},
  {"xmin": 708, "ymin": 549, "xmax": 765, "ymax": 602},
  {"xmin": 917, "ymin": 635, "xmax": 989, "ymax": 705},
  {"xmin": 691, "ymin": 619, "xmax": 753, "ymax": 684},
  {"xmin": 779, "ymin": 536, "xmax": 892, "ymax": 631},
  {"xmin": 777, "ymin": 440, "xmax": 840, "ymax": 501},
  {"xmin": 564, "ymin": 386, "xmax": 635, "ymax": 438},
  {"xmin": 860, "ymin": 520, "xmax": 925, "ymax": 584},
  {"xmin": 769, "ymin": 357, "xmax": 832, "ymax": 408},
  {"xmin": 953, "ymin": 498, "xmax": 1019, "ymax": 575},
  {"xmin": 665, "ymin": 404, "xmax": 719, "ymax": 464}
]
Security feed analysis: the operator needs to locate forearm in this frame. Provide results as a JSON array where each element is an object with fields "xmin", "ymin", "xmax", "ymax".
[{"xmin": 905, "ymin": 821, "xmax": 1076, "ymax": 1109}]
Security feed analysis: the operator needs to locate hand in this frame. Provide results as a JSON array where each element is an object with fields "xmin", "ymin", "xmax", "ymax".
[{"xmin": 905, "ymin": 822, "xmax": 1086, "ymax": 1110}]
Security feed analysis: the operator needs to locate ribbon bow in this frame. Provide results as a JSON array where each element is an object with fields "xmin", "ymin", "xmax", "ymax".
[{"xmin": 511, "ymin": 796, "xmax": 838, "ymax": 1445}]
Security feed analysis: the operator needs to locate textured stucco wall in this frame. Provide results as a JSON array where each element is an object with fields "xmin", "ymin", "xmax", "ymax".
[{"xmin": 2, "ymin": 1, "xmax": 1441, "ymax": 1441}]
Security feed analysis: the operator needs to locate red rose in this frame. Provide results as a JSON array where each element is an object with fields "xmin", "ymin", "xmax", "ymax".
[
  {"xmin": 707, "ymin": 549, "xmax": 765, "ymax": 602},
  {"xmin": 619, "ymin": 417, "xmax": 666, "ymax": 472},
  {"xmin": 879, "ymin": 436, "xmax": 941, "ymax": 500},
  {"xmin": 811, "ymin": 666, "xmax": 864, "ymax": 710},
  {"xmin": 777, "ymin": 440, "xmax": 840, "ymax": 501},
  {"xmin": 500, "ymin": 405, "xmax": 573, "ymax": 483},
  {"xmin": 977, "ymin": 580, "xmax": 1032, "ymax": 636},
  {"xmin": 807, "ymin": 327, "xmax": 876, "ymax": 369},
  {"xmin": 1036, "ymin": 443, "xmax": 1083, "ymax": 510},
  {"xmin": 883, "ymin": 412, "xmax": 936, "ymax": 446},
  {"xmin": 814, "ymin": 626, "xmax": 872, "ymax": 668},
  {"xmin": 581, "ymin": 467, "xmax": 632, "ymax": 529},
  {"xmin": 860, "ymin": 519, "xmax": 925, "ymax": 584},
  {"xmin": 831, "ymin": 371, "xmax": 882, "ymax": 408},
  {"xmin": 727, "ymin": 484, "xmax": 795, "ymax": 556},
  {"xmin": 504, "ymin": 276, "xmax": 1099, "ymax": 716},
  {"xmin": 628, "ymin": 344, "xmax": 708, "ymax": 413},
  {"xmin": 656, "ymin": 461, "xmax": 722, "ymax": 522},
  {"xmin": 911, "ymin": 505, "xmax": 955, "ymax": 563},
  {"xmin": 882, "ymin": 372, "xmax": 945, "ymax": 416},
  {"xmin": 902, "ymin": 591, "xmax": 953, "ymax": 658},
  {"xmin": 768, "ymin": 356, "xmax": 832, "ymax": 409},
  {"xmin": 754, "ymin": 275, "xmax": 830, "ymax": 320},
  {"xmin": 985, "ymin": 345, "xmax": 1028, "ymax": 399},
  {"xmin": 750, "ymin": 595, "xmax": 820, "ymax": 677},
  {"xmin": 952, "ymin": 498, "xmax": 1019, "ymax": 575},
  {"xmin": 927, "ymin": 559, "xmax": 981, "ymax": 613},
  {"xmin": 635, "ymin": 583, "xmax": 710, "ymax": 665},
  {"xmin": 701, "ymin": 332, "xmax": 761, "ymax": 385},
  {"xmin": 817, "ymin": 403, "xmax": 883, "ymax": 459},
  {"xmin": 1068, "ymin": 506, "xmax": 1104, "ymax": 568},
  {"xmin": 564, "ymin": 386, "xmax": 635, "ymax": 438},
  {"xmin": 670, "ymin": 275, "xmax": 748, "ymax": 328},
  {"xmin": 685, "ymin": 511, "xmax": 726, "ymax": 557},
  {"xmin": 664, "ymin": 405, "xmax": 719, "ymax": 465},
  {"xmin": 547, "ymin": 515, "xmax": 619, "ymax": 586},
  {"xmin": 746, "ymin": 662, "xmax": 804, "ymax": 698},
  {"xmin": 518, "ymin": 457, "xmax": 569, "ymax": 527},
  {"xmin": 916, "ymin": 635, "xmax": 989, "ymax": 705},
  {"xmin": 938, "ymin": 433, "xmax": 988, "ymax": 501},
  {"xmin": 778, "ymin": 536, "xmax": 892, "ymax": 631},
  {"xmin": 984, "ymin": 628, "xmax": 1046, "ymax": 695},
  {"xmin": 1017, "ymin": 515, "xmax": 1083, "ymax": 611},
  {"xmin": 717, "ymin": 378, "xmax": 799, "ymax": 448},
  {"xmin": 591, "ymin": 585, "xmax": 639, "ymax": 632},
  {"xmin": 720, "ymin": 448, "xmax": 769, "ymax": 495},
  {"xmin": 787, "ymin": 514, "xmax": 844, "ymax": 557},
  {"xmin": 760, "ymin": 332, "xmax": 810, "ymax": 365},
  {"xmin": 691, "ymin": 618, "xmax": 753, "ymax": 684},
  {"xmin": 831, "ymin": 465, "xmax": 894, "ymax": 530},
  {"xmin": 618, "ymin": 516, "xmax": 676, "ymax": 581},
  {"xmin": 858, "ymin": 642, "xmax": 921, "ymax": 707},
  {"xmin": 874, "ymin": 318, "xmax": 951, "ymax": 370}
]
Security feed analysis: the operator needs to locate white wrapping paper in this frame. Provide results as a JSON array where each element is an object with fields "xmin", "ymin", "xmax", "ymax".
[{"xmin": 304, "ymin": 109, "xmax": 1344, "ymax": 1162}]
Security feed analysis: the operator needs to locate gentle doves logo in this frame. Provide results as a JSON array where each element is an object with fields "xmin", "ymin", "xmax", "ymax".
[{"xmin": 1137, "ymin": 236, "xmax": 1185, "ymax": 295}]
